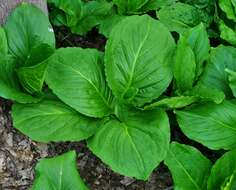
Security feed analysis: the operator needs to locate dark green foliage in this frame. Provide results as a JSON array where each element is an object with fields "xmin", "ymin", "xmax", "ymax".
[{"xmin": 1, "ymin": 1, "xmax": 236, "ymax": 189}]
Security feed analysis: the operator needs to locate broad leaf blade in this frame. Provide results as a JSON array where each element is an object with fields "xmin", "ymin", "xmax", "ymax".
[
  {"xmin": 12, "ymin": 100, "xmax": 99, "ymax": 143},
  {"xmin": 48, "ymin": 0, "xmax": 82, "ymax": 27},
  {"xmin": 184, "ymin": 23, "xmax": 210, "ymax": 76},
  {"xmin": 23, "ymin": 43, "xmax": 55, "ymax": 67},
  {"xmin": 200, "ymin": 45, "xmax": 236, "ymax": 97},
  {"xmin": 4, "ymin": 3, "xmax": 55, "ymax": 65},
  {"xmin": 16, "ymin": 44, "xmax": 54, "ymax": 94},
  {"xmin": 176, "ymin": 100, "xmax": 236, "ymax": 150},
  {"xmin": 0, "ymin": 55, "xmax": 39, "ymax": 103},
  {"xmin": 88, "ymin": 107, "xmax": 170, "ymax": 180},
  {"xmin": 208, "ymin": 149, "xmax": 236, "ymax": 190},
  {"xmin": 105, "ymin": 15, "xmax": 175, "ymax": 107},
  {"xmin": 219, "ymin": 0, "xmax": 236, "ymax": 21},
  {"xmin": 164, "ymin": 142, "xmax": 212, "ymax": 190},
  {"xmin": 174, "ymin": 36, "xmax": 196, "ymax": 92},
  {"xmin": 46, "ymin": 47, "xmax": 114, "ymax": 118},
  {"xmin": 0, "ymin": 81, "xmax": 40, "ymax": 103},
  {"xmin": 158, "ymin": 3, "xmax": 211, "ymax": 34},
  {"xmin": 32, "ymin": 151, "xmax": 88, "ymax": 190},
  {"xmin": 219, "ymin": 20, "xmax": 236, "ymax": 46},
  {"xmin": 17, "ymin": 61, "xmax": 48, "ymax": 95}
]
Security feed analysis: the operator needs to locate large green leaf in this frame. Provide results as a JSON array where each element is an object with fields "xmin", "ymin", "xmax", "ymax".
[
  {"xmin": 200, "ymin": 45, "xmax": 236, "ymax": 97},
  {"xmin": 158, "ymin": 3, "xmax": 211, "ymax": 34},
  {"xmin": 4, "ymin": 3, "xmax": 55, "ymax": 65},
  {"xmin": 0, "ymin": 81, "xmax": 40, "ymax": 103},
  {"xmin": 219, "ymin": 20, "xmax": 236, "ymax": 46},
  {"xmin": 105, "ymin": 15, "xmax": 175, "ymax": 107},
  {"xmin": 0, "ymin": 56, "xmax": 19, "ymax": 89},
  {"xmin": 23, "ymin": 43, "xmax": 55, "ymax": 67},
  {"xmin": 2, "ymin": 3, "xmax": 55, "ymax": 98},
  {"xmin": 16, "ymin": 61, "xmax": 47, "ymax": 95},
  {"xmin": 12, "ymin": 100, "xmax": 99, "ymax": 143},
  {"xmin": 32, "ymin": 151, "xmax": 88, "ymax": 190},
  {"xmin": 174, "ymin": 36, "xmax": 196, "ymax": 92},
  {"xmin": 164, "ymin": 142, "xmax": 212, "ymax": 190},
  {"xmin": 219, "ymin": 0, "xmax": 236, "ymax": 21},
  {"xmin": 174, "ymin": 23, "xmax": 209, "ymax": 92},
  {"xmin": 208, "ymin": 149, "xmax": 236, "ymax": 190},
  {"xmin": 48, "ymin": 0, "xmax": 82, "ymax": 27},
  {"xmin": 0, "ymin": 55, "xmax": 39, "ymax": 103},
  {"xmin": 88, "ymin": 107, "xmax": 170, "ymax": 180},
  {"xmin": 46, "ymin": 48, "xmax": 114, "ymax": 118},
  {"xmin": 184, "ymin": 23, "xmax": 210, "ymax": 77},
  {"xmin": 176, "ymin": 100, "xmax": 236, "ymax": 150},
  {"xmin": 16, "ymin": 44, "xmax": 54, "ymax": 95}
]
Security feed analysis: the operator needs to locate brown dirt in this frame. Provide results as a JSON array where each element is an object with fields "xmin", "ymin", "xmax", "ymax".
[{"xmin": 0, "ymin": 99, "xmax": 48, "ymax": 190}]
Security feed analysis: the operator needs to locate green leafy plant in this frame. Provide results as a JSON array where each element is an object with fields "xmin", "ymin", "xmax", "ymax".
[
  {"xmin": 2, "ymin": 1, "xmax": 236, "ymax": 190},
  {"xmin": 48, "ymin": 0, "xmax": 216, "ymax": 38},
  {"xmin": 32, "ymin": 151, "xmax": 89, "ymax": 190},
  {"xmin": 13, "ymin": 14, "xmax": 176, "ymax": 180},
  {"xmin": 48, "ymin": 0, "xmax": 178, "ymax": 37},
  {"xmin": 217, "ymin": 0, "xmax": 236, "ymax": 45},
  {"xmin": 164, "ymin": 142, "xmax": 212, "ymax": 190},
  {"xmin": 0, "ymin": 3, "xmax": 55, "ymax": 103},
  {"xmin": 48, "ymin": 0, "xmax": 114, "ymax": 35},
  {"xmin": 157, "ymin": 1, "xmax": 214, "ymax": 34},
  {"xmin": 165, "ymin": 143, "xmax": 236, "ymax": 190}
]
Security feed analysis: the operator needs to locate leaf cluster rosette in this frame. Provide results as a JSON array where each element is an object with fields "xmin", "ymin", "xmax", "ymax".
[{"xmin": 1, "ymin": 1, "xmax": 236, "ymax": 189}]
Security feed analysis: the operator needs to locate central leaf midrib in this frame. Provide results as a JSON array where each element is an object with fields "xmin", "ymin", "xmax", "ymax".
[
  {"xmin": 58, "ymin": 159, "xmax": 63, "ymax": 190},
  {"xmin": 169, "ymin": 150, "xmax": 201, "ymax": 190},
  {"xmin": 123, "ymin": 123, "xmax": 146, "ymax": 175},
  {"xmin": 121, "ymin": 20, "xmax": 151, "ymax": 98},
  {"xmin": 59, "ymin": 62, "xmax": 111, "ymax": 109}
]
